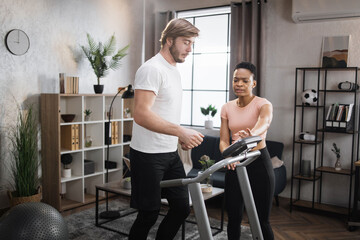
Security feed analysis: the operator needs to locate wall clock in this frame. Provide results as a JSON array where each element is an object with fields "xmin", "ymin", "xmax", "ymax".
[{"xmin": 5, "ymin": 29, "xmax": 30, "ymax": 55}]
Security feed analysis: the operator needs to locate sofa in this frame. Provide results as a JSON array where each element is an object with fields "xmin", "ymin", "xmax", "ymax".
[{"xmin": 186, "ymin": 135, "xmax": 286, "ymax": 206}]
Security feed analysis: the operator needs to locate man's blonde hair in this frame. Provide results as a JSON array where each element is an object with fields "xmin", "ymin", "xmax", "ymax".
[{"xmin": 160, "ymin": 18, "xmax": 200, "ymax": 48}]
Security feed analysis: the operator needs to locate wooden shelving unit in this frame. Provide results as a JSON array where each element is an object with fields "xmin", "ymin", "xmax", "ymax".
[{"xmin": 40, "ymin": 93, "xmax": 134, "ymax": 211}]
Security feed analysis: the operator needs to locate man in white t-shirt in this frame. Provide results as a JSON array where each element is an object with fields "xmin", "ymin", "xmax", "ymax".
[{"xmin": 128, "ymin": 18, "xmax": 204, "ymax": 240}]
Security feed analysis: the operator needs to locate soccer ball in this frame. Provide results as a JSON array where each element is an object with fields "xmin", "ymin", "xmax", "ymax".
[{"xmin": 301, "ymin": 89, "xmax": 318, "ymax": 106}]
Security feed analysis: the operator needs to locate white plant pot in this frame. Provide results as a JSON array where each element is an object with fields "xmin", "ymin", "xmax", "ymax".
[
  {"xmin": 62, "ymin": 168, "xmax": 72, "ymax": 178},
  {"xmin": 201, "ymin": 184, "xmax": 213, "ymax": 193},
  {"xmin": 123, "ymin": 180, "xmax": 131, "ymax": 189},
  {"xmin": 204, "ymin": 120, "xmax": 213, "ymax": 129}
]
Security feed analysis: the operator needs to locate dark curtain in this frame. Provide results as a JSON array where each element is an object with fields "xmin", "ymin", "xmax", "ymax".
[
  {"xmin": 229, "ymin": 0, "xmax": 265, "ymax": 99},
  {"xmin": 154, "ymin": 11, "xmax": 176, "ymax": 54}
]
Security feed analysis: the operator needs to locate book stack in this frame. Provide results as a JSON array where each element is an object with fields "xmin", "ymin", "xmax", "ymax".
[
  {"xmin": 105, "ymin": 122, "xmax": 119, "ymax": 145},
  {"xmin": 325, "ymin": 103, "xmax": 354, "ymax": 131},
  {"xmin": 59, "ymin": 73, "xmax": 79, "ymax": 94},
  {"xmin": 111, "ymin": 122, "xmax": 119, "ymax": 144},
  {"xmin": 61, "ymin": 124, "xmax": 80, "ymax": 150}
]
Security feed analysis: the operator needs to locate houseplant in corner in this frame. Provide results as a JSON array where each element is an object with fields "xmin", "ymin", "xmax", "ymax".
[
  {"xmin": 7, "ymin": 104, "xmax": 41, "ymax": 207},
  {"xmin": 81, "ymin": 33, "xmax": 129, "ymax": 94},
  {"xmin": 200, "ymin": 104, "xmax": 217, "ymax": 129}
]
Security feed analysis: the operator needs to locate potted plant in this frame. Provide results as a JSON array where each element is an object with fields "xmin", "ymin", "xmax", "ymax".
[
  {"xmin": 198, "ymin": 155, "xmax": 215, "ymax": 192},
  {"xmin": 123, "ymin": 177, "xmax": 131, "ymax": 189},
  {"xmin": 7, "ymin": 104, "xmax": 41, "ymax": 207},
  {"xmin": 61, "ymin": 154, "xmax": 73, "ymax": 178},
  {"xmin": 124, "ymin": 107, "xmax": 131, "ymax": 118},
  {"xmin": 81, "ymin": 33, "xmax": 129, "ymax": 94},
  {"xmin": 200, "ymin": 104, "xmax": 217, "ymax": 129},
  {"xmin": 331, "ymin": 143, "xmax": 341, "ymax": 171},
  {"xmin": 84, "ymin": 109, "xmax": 92, "ymax": 121}
]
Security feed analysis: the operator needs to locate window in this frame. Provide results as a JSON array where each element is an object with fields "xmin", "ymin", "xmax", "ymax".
[{"xmin": 177, "ymin": 6, "xmax": 231, "ymax": 129}]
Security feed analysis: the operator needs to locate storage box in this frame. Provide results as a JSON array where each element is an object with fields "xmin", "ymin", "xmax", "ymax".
[
  {"xmin": 105, "ymin": 160, "xmax": 117, "ymax": 169},
  {"xmin": 84, "ymin": 160, "xmax": 95, "ymax": 175}
]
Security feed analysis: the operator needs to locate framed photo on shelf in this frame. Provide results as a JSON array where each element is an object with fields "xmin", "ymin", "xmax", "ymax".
[{"xmin": 321, "ymin": 36, "xmax": 350, "ymax": 68}]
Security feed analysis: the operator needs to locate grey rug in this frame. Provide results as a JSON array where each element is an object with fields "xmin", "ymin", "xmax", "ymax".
[{"xmin": 65, "ymin": 199, "xmax": 252, "ymax": 240}]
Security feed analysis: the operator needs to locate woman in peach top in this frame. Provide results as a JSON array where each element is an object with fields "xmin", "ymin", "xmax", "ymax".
[{"xmin": 220, "ymin": 62, "xmax": 274, "ymax": 240}]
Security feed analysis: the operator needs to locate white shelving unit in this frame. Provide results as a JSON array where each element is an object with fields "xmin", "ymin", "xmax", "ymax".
[{"xmin": 40, "ymin": 93, "xmax": 133, "ymax": 211}]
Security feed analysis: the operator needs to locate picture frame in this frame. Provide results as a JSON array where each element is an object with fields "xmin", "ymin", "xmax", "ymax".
[{"xmin": 321, "ymin": 36, "xmax": 350, "ymax": 68}]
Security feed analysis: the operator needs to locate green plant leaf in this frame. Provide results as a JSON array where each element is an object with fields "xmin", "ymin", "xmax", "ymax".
[
  {"xmin": 9, "ymin": 104, "xmax": 40, "ymax": 197},
  {"xmin": 200, "ymin": 104, "xmax": 217, "ymax": 117},
  {"xmin": 201, "ymin": 107, "xmax": 209, "ymax": 116},
  {"xmin": 211, "ymin": 109, "xmax": 217, "ymax": 117},
  {"xmin": 81, "ymin": 33, "xmax": 129, "ymax": 85}
]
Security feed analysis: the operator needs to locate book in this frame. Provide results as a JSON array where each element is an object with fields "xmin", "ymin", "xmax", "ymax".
[
  {"xmin": 111, "ymin": 122, "xmax": 119, "ymax": 144},
  {"xmin": 59, "ymin": 73, "xmax": 65, "ymax": 93},
  {"xmin": 336, "ymin": 105, "xmax": 344, "ymax": 121},
  {"xmin": 76, "ymin": 77, "xmax": 79, "ymax": 93},
  {"xmin": 347, "ymin": 103, "xmax": 354, "ymax": 122},
  {"xmin": 331, "ymin": 103, "xmax": 339, "ymax": 121},
  {"xmin": 75, "ymin": 124, "xmax": 80, "ymax": 149},
  {"xmin": 114, "ymin": 122, "xmax": 118, "ymax": 144},
  {"xmin": 105, "ymin": 122, "xmax": 112, "ymax": 145},
  {"xmin": 65, "ymin": 76, "xmax": 72, "ymax": 94},
  {"xmin": 73, "ymin": 77, "xmax": 79, "ymax": 94},
  {"xmin": 71, "ymin": 125, "xmax": 76, "ymax": 150},
  {"xmin": 326, "ymin": 104, "xmax": 333, "ymax": 120},
  {"xmin": 111, "ymin": 122, "xmax": 115, "ymax": 144},
  {"xmin": 61, "ymin": 125, "xmax": 76, "ymax": 150}
]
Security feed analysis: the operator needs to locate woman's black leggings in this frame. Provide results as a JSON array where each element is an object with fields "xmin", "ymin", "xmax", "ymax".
[{"xmin": 225, "ymin": 147, "xmax": 275, "ymax": 240}]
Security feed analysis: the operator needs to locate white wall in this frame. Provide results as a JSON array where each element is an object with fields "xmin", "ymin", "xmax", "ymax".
[
  {"xmin": 264, "ymin": 0, "xmax": 360, "ymax": 207},
  {"xmin": 0, "ymin": 0, "xmax": 145, "ymax": 208}
]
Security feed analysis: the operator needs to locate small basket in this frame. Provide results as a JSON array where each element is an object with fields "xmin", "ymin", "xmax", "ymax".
[{"xmin": 7, "ymin": 186, "xmax": 42, "ymax": 207}]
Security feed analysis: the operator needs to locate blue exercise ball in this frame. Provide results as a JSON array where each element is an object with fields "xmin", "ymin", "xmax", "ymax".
[{"xmin": 0, "ymin": 202, "xmax": 68, "ymax": 240}]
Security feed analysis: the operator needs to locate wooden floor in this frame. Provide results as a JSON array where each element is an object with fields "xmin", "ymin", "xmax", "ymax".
[
  {"xmin": 59, "ymin": 195, "xmax": 360, "ymax": 240},
  {"xmin": 206, "ymin": 196, "xmax": 360, "ymax": 240}
]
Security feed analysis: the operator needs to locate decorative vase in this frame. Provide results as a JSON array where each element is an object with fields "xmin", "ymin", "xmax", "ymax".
[
  {"xmin": 85, "ymin": 115, "xmax": 91, "ymax": 121},
  {"xmin": 204, "ymin": 120, "xmax": 213, "ymax": 129},
  {"xmin": 62, "ymin": 168, "xmax": 72, "ymax": 178},
  {"xmin": 85, "ymin": 136, "xmax": 93, "ymax": 147},
  {"xmin": 301, "ymin": 160, "xmax": 311, "ymax": 177},
  {"xmin": 93, "ymin": 84, "xmax": 104, "ymax": 94},
  {"xmin": 335, "ymin": 158, "xmax": 342, "ymax": 171},
  {"xmin": 124, "ymin": 108, "xmax": 131, "ymax": 118}
]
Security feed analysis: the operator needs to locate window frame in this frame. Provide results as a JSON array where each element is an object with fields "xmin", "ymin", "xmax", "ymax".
[{"xmin": 177, "ymin": 6, "xmax": 231, "ymax": 128}]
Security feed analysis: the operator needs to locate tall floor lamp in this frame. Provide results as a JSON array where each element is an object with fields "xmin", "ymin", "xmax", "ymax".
[{"xmin": 100, "ymin": 84, "xmax": 134, "ymax": 219}]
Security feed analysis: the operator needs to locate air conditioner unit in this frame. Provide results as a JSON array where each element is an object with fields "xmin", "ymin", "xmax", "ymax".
[{"xmin": 292, "ymin": 0, "xmax": 360, "ymax": 23}]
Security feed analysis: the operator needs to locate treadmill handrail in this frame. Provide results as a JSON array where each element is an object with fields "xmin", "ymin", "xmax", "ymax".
[{"xmin": 160, "ymin": 150, "xmax": 260, "ymax": 188}]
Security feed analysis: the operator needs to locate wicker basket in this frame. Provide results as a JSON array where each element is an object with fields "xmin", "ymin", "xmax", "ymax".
[{"xmin": 7, "ymin": 187, "xmax": 42, "ymax": 207}]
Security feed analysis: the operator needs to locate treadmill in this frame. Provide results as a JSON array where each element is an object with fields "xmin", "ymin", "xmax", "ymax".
[{"xmin": 160, "ymin": 136, "xmax": 264, "ymax": 240}]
